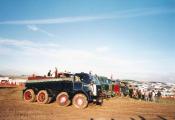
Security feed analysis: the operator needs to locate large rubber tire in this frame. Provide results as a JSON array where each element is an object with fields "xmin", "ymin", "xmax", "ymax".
[
  {"xmin": 36, "ymin": 90, "xmax": 49, "ymax": 104},
  {"xmin": 23, "ymin": 89, "xmax": 36, "ymax": 102},
  {"xmin": 56, "ymin": 92, "xmax": 70, "ymax": 107},
  {"xmin": 72, "ymin": 93, "xmax": 88, "ymax": 109}
]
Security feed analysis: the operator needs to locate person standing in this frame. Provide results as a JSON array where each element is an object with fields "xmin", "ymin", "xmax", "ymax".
[
  {"xmin": 152, "ymin": 90, "xmax": 156, "ymax": 102},
  {"xmin": 157, "ymin": 90, "xmax": 162, "ymax": 102},
  {"xmin": 141, "ymin": 89, "xmax": 145, "ymax": 100},
  {"xmin": 148, "ymin": 91, "xmax": 152, "ymax": 101},
  {"xmin": 145, "ymin": 90, "xmax": 149, "ymax": 101},
  {"xmin": 138, "ymin": 89, "xmax": 141, "ymax": 100},
  {"xmin": 54, "ymin": 67, "xmax": 58, "ymax": 78},
  {"xmin": 129, "ymin": 88, "xmax": 133, "ymax": 98}
]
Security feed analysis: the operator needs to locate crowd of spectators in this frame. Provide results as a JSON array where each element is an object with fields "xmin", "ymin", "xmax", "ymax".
[{"xmin": 121, "ymin": 84, "xmax": 162, "ymax": 102}]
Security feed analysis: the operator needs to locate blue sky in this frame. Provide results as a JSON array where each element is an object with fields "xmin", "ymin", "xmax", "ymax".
[{"xmin": 0, "ymin": 0, "xmax": 175, "ymax": 82}]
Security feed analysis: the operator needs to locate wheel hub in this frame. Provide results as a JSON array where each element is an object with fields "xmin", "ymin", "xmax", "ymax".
[
  {"xmin": 77, "ymin": 98, "xmax": 83, "ymax": 106},
  {"xmin": 60, "ymin": 96, "xmax": 66, "ymax": 103},
  {"xmin": 39, "ymin": 93, "xmax": 45, "ymax": 102},
  {"xmin": 25, "ymin": 91, "xmax": 32, "ymax": 100}
]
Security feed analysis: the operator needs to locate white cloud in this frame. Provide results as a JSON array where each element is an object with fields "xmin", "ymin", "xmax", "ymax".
[
  {"xmin": 0, "ymin": 38, "xmax": 124, "ymax": 76},
  {"xmin": 0, "ymin": 38, "xmax": 34, "ymax": 46},
  {"xmin": 0, "ymin": 37, "xmax": 175, "ymax": 82},
  {"xmin": 96, "ymin": 46, "xmax": 109, "ymax": 53},
  {"xmin": 0, "ymin": 37, "xmax": 59, "ymax": 49},
  {"xmin": 0, "ymin": 16, "xmax": 108, "ymax": 25},
  {"xmin": 0, "ymin": 7, "xmax": 174, "ymax": 25},
  {"xmin": 27, "ymin": 25, "xmax": 55, "ymax": 37},
  {"xmin": 27, "ymin": 25, "xmax": 39, "ymax": 31}
]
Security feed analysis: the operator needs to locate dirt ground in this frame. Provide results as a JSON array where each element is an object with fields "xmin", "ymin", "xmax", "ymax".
[{"xmin": 0, "ymin": 88, "xmax": 175, "ymax": 120}]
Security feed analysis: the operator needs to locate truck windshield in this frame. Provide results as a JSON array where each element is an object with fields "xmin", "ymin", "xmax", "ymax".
[
  {"xmin": 74, "ymin": 73, "xmax": 91, "ymax": 84},
  {"xmin": 91, "ymin": 76, "xmax": 101, "ymax": 85},
  {"xmin": 101, "ymin": 79, "xmax": 108, "ymax": 84},
  {"xmin": 74, "ymin": 73, "xmax": 101, "ymax": 85},
  {"xmin": 107, "ymin": 79, "xmax": 112, "ymax": 84}
]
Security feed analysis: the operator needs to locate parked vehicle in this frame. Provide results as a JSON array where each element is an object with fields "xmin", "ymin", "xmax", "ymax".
[
  {"xmin": 120, "ymin": 81, "xmax": 129, "ymax": 96},
  {"xmin": 106, "ymin": 79, "xmax": 116, "ymax": 97},
  {"xmin": 112, "ymin": 80, "xmax": 121, "ymax": 96},
  {"xmin": 23, "ymin": 72, "xmax": 103, "ymax": 109},
  {"xmin": 98, "ymin": 76, "xmax": 115, "ymax": 98}
]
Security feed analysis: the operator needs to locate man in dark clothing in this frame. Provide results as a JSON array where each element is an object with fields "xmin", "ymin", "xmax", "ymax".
[
  {"xmin": 129, "ymin": 88, "xmax": 133, "ymax": 98},
  {"xmin": 157, "ymin": 91, "xmax": 162, "ymax": 102},
  {"xmin": 47, "ymin": 70, "xmax": 52, "ymax": 77},
  {"xmin": 148, "ymin": 91, "xmax": 152, "ymax": 101},
  {"xmin": 157, "ymin": 91, "xmax": 161, "ymax": 97},
  {"xmin": 54, "ymin": 67, "xmax": 58, "ymax": 78},
  {"xmin": 138, "ymin": 90, "xmax": 142, "ymax": 100}
]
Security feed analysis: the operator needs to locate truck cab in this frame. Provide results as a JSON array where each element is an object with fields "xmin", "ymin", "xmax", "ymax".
[{"xmin": 73, "ymin": 73, "xmax": 102, "ymax": 102}]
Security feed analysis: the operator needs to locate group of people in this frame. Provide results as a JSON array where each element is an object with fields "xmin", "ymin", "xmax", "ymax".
[
  {"xmin": 47, "ymin": 67, "xmax": 71, "ymax": 78},
  {"xmin": 129, "ymin": 88, "xmax": 162, "ymax": 102},
  {"xmin": 47, "ymin": 67, "xmax": 58, "ymax": 78}
]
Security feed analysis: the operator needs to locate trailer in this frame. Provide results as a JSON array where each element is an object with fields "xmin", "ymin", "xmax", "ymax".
[{"xmin": 23, "ymin": 72, "xmax": 103, "ymax": 109}]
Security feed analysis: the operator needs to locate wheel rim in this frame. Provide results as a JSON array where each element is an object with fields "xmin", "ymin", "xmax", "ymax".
[
  {"xmin": 60, "ymin": 95, "xmax": 67, "ymax": 103},
  {"xmin": 77, "ymin": 98, "xmax": 83, "ymax": 106},
  {"xmin": 24, "ymin": 91, "xmax": 32, "ymax": 100},
  {"xmin": 58, "ymin": 94, "xmax": 68, "ymax": 105},
  {"xmin": 38, "ymin": 92, "xmax": 45, "ymax": 102},
  {"xmin": 76, "ymin": 97, "xmax": 84, "ymax": 106}
]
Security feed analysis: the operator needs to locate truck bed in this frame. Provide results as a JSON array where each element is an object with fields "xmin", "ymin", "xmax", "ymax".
[{"xmin": 26, "ymin": 77, "xmax": 73, "ymax": 83}]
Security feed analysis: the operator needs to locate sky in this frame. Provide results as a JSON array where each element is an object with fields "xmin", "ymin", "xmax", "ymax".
[{"xmin": 0, "ymin": 0, "xmax": 175, "ymax": 82}]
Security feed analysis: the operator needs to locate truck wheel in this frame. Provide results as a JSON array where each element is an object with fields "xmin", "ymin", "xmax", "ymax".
[
  {"xmin": 36, "ymin": 90, "xmax": 49, "ymax": 104},
  {"xmin": 72, "ymin": 93, "xmax": 88, "ymax": 109},
  {"xmin": 56, "ymin": 92, "xmax": 70, "ymax": 107},
  {"xmin": 23, "ymin": 89, "xmax": 36, "ymax": 102},
  {"xmin": 47, "ymin": 97, "xmax": 52, "ymax": 104},
  {"xmin": 96, "ymin": 97, "xmax": 103, "ymax": 105}
]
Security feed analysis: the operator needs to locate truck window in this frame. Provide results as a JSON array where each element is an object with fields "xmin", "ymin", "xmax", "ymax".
[
  {"xmin": 92, "ymin": 76, "xmax": 101, "ymax": 85},
  {"xmin": 74, "ymin": 73, "xmax": 91, "ymax": 84},
  {"xmin": 74, "ymin": 76, "xmax": 81, "ymax": 82}
]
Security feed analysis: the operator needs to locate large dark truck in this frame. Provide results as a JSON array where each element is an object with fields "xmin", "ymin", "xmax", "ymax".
[{"xmin": 23, "ymin": 72, "xmax": 103, "ymax": 109}]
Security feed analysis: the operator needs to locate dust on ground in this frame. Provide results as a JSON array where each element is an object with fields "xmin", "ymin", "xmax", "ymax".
[{"xmin": 0, "ymin": 87, "xmax": 175, "ymax": 120}]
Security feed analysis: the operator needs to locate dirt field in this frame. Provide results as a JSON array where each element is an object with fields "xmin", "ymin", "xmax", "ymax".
[{"xmin": 0, "ymin": 88, "xmax": 175, "ymax": 120}]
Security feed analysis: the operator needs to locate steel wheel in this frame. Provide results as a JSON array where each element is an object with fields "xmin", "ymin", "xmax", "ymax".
[
  {"xmin": 56, "ymin": 92, "xmax": 70, "ymax": 107},
  {"xmin": 36, "ymin": 90, "xmax": 49, "ymax": 104},
  {"xmin": 72, "ymin": 93, "xmax": 88, "ymax": 109},
  {"xmin": 23, "ymin": 89, "xmax": 36, "ymax": 102}
]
